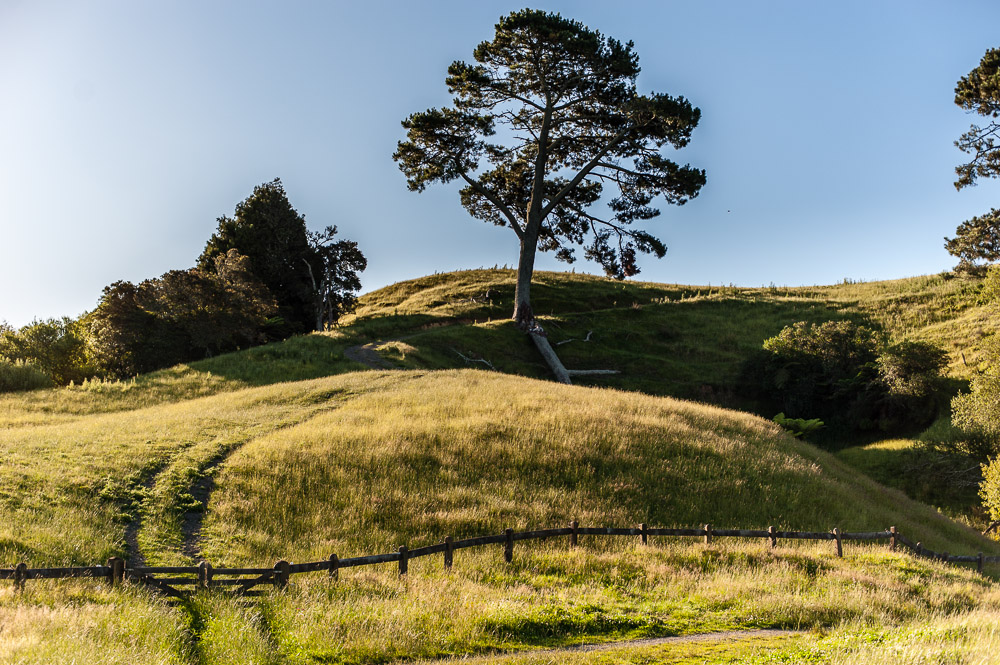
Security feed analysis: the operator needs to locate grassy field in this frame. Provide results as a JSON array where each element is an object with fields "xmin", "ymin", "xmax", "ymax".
[{"xmin": 2, "ymin": 268, "xmax": 1000, "ymax": 662}]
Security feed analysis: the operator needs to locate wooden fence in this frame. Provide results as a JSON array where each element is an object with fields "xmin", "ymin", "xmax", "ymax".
[{"xmin": 2, "ymin": 522, "xmax": 997, "ymax": 598}]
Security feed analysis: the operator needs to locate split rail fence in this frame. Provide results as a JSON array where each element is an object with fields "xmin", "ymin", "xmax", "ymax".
[{"xmin": 2, "ymin": 522, "xmax": 997, "ymax": 598}]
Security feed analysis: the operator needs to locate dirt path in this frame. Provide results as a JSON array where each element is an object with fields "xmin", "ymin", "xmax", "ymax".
[
  {"xmin": 344, "ymin": 342, "xmax": 396, "ymax": 369},
  {"xmin": 405, "ymin": 630, "xmax": 803, "ymax": 664},
  {"xmin": 125, "ymin": 475, "xmax": 159, "ymax": 567},
  {"xmin": 180, "ymin": 453, "xmax": 229, "ymax": 560},
  {"xmin": 555, "ymin": 629, "xmax": 803, "ymax": 653}
]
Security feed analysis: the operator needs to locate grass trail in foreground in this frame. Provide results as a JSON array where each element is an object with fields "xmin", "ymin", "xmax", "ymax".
[{"xmin": 0, "ymin": 371, "xmax": 409, "ymax": 565}]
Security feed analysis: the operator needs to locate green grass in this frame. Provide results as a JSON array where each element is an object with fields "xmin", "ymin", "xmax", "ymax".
[
  {"xmin": 2, "ymin": 268, "xmax": 1000, "ymax": 663},
  {"xmin": 345, "ymin": 269, "xmax": 997, "ymax": 404},
  {"xmin": 202, "ymin": 371, "xmax": 995, "ymax": 563}
]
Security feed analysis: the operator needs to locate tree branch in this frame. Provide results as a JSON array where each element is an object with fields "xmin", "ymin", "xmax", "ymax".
[
  {"xmin": 459, "ymin": 172, "xmax": 525, "ymax": 239},
  {"xmin": 541, "ymin": 126, "xmax": 634, "ymax": 218}
]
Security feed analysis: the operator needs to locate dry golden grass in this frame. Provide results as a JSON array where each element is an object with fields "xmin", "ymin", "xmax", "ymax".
[{"xmin": 203, "ymin": 371, "xmax": 996, "ymax": 565}]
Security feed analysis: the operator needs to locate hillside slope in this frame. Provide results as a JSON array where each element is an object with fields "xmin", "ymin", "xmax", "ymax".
[
  {"xmin": 2, "ymin": 367, "xmax": 999, "ymax": 663},
  {"xmin": 347, "ymin": 269, "xmax": 993, "ymax": 402},
  {"xmin": 3, "ymin": 268, "xmax": 1000, "ymax": 663}
]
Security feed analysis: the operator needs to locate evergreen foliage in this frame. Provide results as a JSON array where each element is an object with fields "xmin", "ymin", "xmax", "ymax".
[
  {"xmin": 304, "ymin": 225, "xmax": 368, "ymax": 331},
  {"xmin": 954, "ymin": 47, "xmax": 1000, "ymax": 190},
  {"xmin": 947, "ymin": 47, "xmax": 1000, "ymax": 272},
  {"xmin": 394, "ymin": 9, "xmax": 705, "ymax": 325},
  {"xmin": 945, "ymin": 208, "xmax": 1000, "ymax": 274},
  {"xmin": 198, "ymin": 179, "xmax": 315, "ymax": 334}
]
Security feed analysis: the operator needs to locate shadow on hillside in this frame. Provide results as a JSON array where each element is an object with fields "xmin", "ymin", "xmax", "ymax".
[{"xmin": 388, "ymin": 297, "xmax": 876, "ymax": 407}]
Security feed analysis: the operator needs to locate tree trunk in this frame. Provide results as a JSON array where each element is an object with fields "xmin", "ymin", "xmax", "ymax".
[
  {"xmin": 530, "ymin": 332, "xmax": 571, "ymax": 384},
  {"xmin": 512, "ymin": 234, "xmax": 538, "ymax": 329}
]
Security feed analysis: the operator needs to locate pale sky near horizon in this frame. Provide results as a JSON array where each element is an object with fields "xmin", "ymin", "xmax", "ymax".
[{"xmin": 2, "ymin": 1, "xmax": 999, "ymax": 327}]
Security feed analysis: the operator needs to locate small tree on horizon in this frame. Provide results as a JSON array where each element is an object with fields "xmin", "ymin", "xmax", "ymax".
[
  {"xmin": 303, "ymin": 226, "xmax": 368, "ymax": 331},
  {"xmin": 393, "ymin": 9, "xmax": 706, "ymax": 347}
]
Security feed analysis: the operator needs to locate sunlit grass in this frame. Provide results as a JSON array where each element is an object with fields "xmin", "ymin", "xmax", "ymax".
[
  {"xmin": 252, "ymin": 540, "xmax": 998, "ymax": 664},
  {"xmin": 0, "ymin": 581, "xmax": 189, "ymax": 664},
  {"xmin": 0, "ymin": 268, "xmax": 998, "ymax": 663},
  {"xmin": 203, "ymin": 371, "xmax": 996, "ymax": 566},
  {"xmin": 0, "ymin": 371, "xmax": 402, "ymax": 565}
]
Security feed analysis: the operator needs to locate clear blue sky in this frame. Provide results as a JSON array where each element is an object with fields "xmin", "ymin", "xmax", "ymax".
[{"xmin": 2, "ymin": 1, "xmax": 999, "ymax": 327}]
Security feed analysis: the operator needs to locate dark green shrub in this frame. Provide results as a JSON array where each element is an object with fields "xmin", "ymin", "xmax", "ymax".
[
  {"xmin": 0, "ymin": 358, "xmax": 53, "ymax": 392},
  {"xmin": 873, "ymin": 341, "xmax": 948, "ymax": 431},
  {"xmin": 743, "ymin": 320, "xmax": 947, "ymax": 438},
  {"xmin": 86, "ymin": 250, "xmax": 277, "ymax": 378}
]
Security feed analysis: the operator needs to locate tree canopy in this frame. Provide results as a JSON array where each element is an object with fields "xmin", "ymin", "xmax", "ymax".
[
  {"xmin": 199, "ymin": 179, "xmax": 314, "ymax": 334},
  {"xmin": 944, "ymin": 207, "xmax": 1000, "ymax": 273},
  {"xmin": 304, "ymin": 226, "xmax": 368, "ymax": 332},
  {"xmin": 86, "ymin": 250, "xmax": 277, "ymax": 378},
  {"xmin": 394, "ymin": 9, "xmax": 705, "ymax": 329},
  {"xmin": 947, "ymin": 47, "xmax": 1000, "ymax": 272},
  {"xmin": 954, "ymin": 47, "xmax": 1000, "ymax": 190}
]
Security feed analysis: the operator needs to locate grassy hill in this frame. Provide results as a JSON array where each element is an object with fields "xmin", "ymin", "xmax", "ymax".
[
  {"xmin": 346, "ymin": 269, "xmax": 993, "ymax": 402},
  {"xmin": 2, "ymin": 268, "xmax": 1000, "ymax": 663}
]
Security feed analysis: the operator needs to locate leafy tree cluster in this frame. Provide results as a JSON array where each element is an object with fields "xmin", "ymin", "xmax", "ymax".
[
  {"xmin": 198, "ymin": 179, "xmax": 366, "ymax": 336},
  {"xmin": 743, "ymin": 320, "xmax": 947, "ymax": 440},
  {"xmin": 3, "ymin": 179, "xmax": 366, "ymax": 386},
  {"xmin": 304, "ymin": 226, "xmax": 368, "ymax": 332},
  {"xmin": 83, "ymin": 181, "xmax": 366, "ymax": 379},
  {"xmin": 0, "ymin": 317, "xmax": 93, "ymax": 385},
  {"xmin": 86, "ymin": 250, "xmax": 278, "ymax": 377}
]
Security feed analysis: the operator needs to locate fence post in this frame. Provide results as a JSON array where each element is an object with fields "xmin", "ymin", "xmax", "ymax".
[
  {"xmin": 768, "ymin": 526, "xmax": 776, "ymax": 549},
  {"xmin": 704, "ymin": 524, "xmax": 713, "ymax": 545},
  {"xmin": 889, "ymin": 526, "xmax": 898, "ymax": 551},
  {"xmin": 14, "ymin": 563, "xmax": 27, "ymax": 591},
  {"xmin": 274, "ymin": 560, "xmax": 290, "ymax": 589},
  {"xmin": 941, "ymin": 551, "xmax": 949, "ymax": 563},
  {"xmin": 107, "ymin": 557, "xmax": 124, "ymax": 587},
  {"xmin": 832, "ymin": 528, "xmax": 843, "ymax": 558},
  {"xmin": 640, "ymin": 523, "xmax": 647, "ymax": 545},
  {"xmin": 915, "ymin": 542, "xmax": 923, "ymax": 557},
  {"xmin": 198, "ymin": 561, "xmax": 213, "ymax": 590},
  {"xmin": 398, "ymin": 546, "xmax": 408, "ymax": 576},
  {"xmin": 504, "ymin": 528, "xmax": 514, "ymax": 563},
  {"xmin": 978, "ymin": 552, "xmax": 984, "ymax": 574},
  {"xmin": 570, "ymin": 520, "xmax": 579, "ymax": 548},
  {"xmin": 444, "ymin": 536, "xmax": 453, "ymax": 569},
  {"xmin": 328, "ymin": 554, "xmax": 339, "ymax": 580}
]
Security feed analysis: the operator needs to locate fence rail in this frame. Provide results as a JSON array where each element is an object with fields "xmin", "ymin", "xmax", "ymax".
[{"xmin": 4, "ymin": 522, "xmax": 997, "ymax": 597}]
